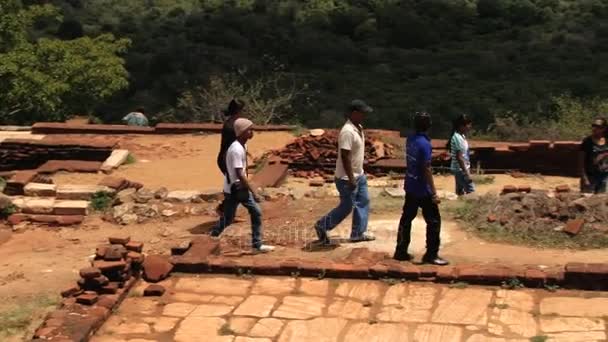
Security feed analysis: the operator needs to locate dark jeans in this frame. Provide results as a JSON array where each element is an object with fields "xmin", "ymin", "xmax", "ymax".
[
  {"xmin": 210, "ymin": 191, "xmax": 263, "ymax": 248},
  {"xmin": 581, "ymin": 173, "xmax": 608, "ymax": 194},
  {"xmin": 395, "ymin": 193, "xmax": 441, "ymax": 258}
]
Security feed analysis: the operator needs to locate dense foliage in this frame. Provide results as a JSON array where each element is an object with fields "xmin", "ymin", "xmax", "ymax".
[{"xmin": 5, "ymin": 0, "xmax": 608, "ymax": 134}]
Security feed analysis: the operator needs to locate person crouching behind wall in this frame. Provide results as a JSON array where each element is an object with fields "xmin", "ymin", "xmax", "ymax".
[{"xmin": 447, "ymin": 114, "xmax": 475, "ymax": 196}]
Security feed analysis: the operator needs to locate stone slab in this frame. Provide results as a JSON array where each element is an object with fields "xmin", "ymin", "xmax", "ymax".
[
  {"xmin": 343, "ymin": 322, "xmax": 405, "ymax": 342},
  {"xmin": 431, "ymin": 288, "xmax": 493, "ymax": 325},
  {"xmin": 167, "ymin": 190, "xmax": 203, "ymax": 203},
  {"xmin": 101, "ymin": 149, "xmax": 130, "ymax": 172},
  {"xmin": 24, "ymin": 183, "xmax": 57, "ymax": 197},
  {"xmin": 20, "ymin": 198, "xmax": 55, "ymax": 214},
  {"xmin": 53, "ymin": 200, "xmax": 89, "ymax": 216},
  {"xmin": 278, "ymin": 318, "xmax": 346, "ymax": 342},
  {"xmin": 540, "ymin": 297, "xmax": 608, "ymax": 317},
  {"xmin": 56, "ymin": 184, "xmax": 114, "ymax": 200},
  {"xmin": 272, "ymin": 296, "xmax": 325, "ymax": 319},
  {"xmin": 233, "ymin": 295, "xmax": 277, "ymax": 317}
]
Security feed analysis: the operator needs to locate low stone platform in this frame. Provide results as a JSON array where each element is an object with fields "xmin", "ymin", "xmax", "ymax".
[{"xmin": 90, "ymin": 274, "xmax": 608, "ymax": 342}]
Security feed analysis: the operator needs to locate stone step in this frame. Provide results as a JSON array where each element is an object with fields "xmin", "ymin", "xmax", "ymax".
[
  {"xmin": 14, "ymin": 197, "xmax": 55, "ymax": 215},
  {"xmin": 56, "ymin": 184, "xmax": 115, "ymax": 200},
  {"xmin": 24, "ymin": 183, "xmax": 57, "ymax": 197},
  {"xmin": 53, "ymin": 200, "xmax": 89, "ymax": 216}
]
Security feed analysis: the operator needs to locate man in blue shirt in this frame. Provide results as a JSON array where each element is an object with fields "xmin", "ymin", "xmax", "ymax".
[{"xmin": 394, "ymin": 112, "xmax": 449, "ymax": 266}]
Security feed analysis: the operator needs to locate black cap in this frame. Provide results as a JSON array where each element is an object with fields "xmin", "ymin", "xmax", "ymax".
[{"xmin": 349, "ymin": 99, "xmax": 373, "ymax": 114}]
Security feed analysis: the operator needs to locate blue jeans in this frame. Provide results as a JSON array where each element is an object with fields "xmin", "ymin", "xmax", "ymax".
[
  {"xmin": 453, "ymin": 170, "xmax": 475, "ymax": 196},
  {"xmin": 210, "ymin": 191, "xmax": 263, "ymax": 248},
  {"xmin": 315, "ymin": 175, "xmax": 370, "ymax": 239}
]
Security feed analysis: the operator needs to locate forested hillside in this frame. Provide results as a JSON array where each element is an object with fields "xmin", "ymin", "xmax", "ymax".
[{"xmin": 3, "ymin": 0, "xmax": 608, "ymax": 134}]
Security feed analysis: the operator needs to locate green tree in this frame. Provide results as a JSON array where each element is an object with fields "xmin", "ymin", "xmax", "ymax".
[{"xmin": 0, "ymin": 0, "xmax": 130, "ymax": 123}]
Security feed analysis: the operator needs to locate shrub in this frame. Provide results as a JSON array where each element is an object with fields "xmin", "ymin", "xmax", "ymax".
[{"xmin": 90, "ymin": 191, "xmax": 115, "ymax": 212}]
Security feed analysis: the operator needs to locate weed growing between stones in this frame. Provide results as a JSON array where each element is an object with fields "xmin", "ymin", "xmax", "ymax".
[
  {"xmin": 90, "ymin": 191, "xmax": 115, "ymax": 212},
  {"xmin": 502, "ymin": 278, "xmax": 524, "ymax": 290},
  {"xmin": 218, "ymin": 323, "xmax": 236, "ymax": 336},
  {"xmin": 125, "ymin": 154, "xmax": 137, "ymax": 165},
  {"xmin": 0, "ymin": 294, "xmax": 58, "ymax": 339},
  {"xmin": 529, "ymin": 336, "xmax": 549, "ymax": 342},
  {"xmin": 448, "ymin": 281, "xmax": 469, "ymax": 289},
  {"xmin": 0, "ymin": 203, "xmax": 16, "ymax": 218}
]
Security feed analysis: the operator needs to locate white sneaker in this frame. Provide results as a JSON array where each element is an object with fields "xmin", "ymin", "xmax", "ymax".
[{"xmin": 255, "ymin": 245, "xmax": 276, "ymax": 253}]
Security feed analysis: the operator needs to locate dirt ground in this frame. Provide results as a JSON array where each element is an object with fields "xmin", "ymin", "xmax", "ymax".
[
  {"xmin": 53, "ymin": 132, "xmax": 295, "ymax": 190},
  {"xmin": 0, "ymin": 131, "xmax": 603, "ymax": 340}
]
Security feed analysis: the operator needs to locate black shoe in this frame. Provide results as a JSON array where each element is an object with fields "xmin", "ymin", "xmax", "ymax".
[
  {"xmin": 422, "ymin": 256, "xmax": 450, "ymax": 266},
  {"xmin": 350, "ymin": 234, "xmax": 376, "ymax": 243},
  {"xmin": 393, "ymin": 253, "xmax": 413, "ymax": 262}
]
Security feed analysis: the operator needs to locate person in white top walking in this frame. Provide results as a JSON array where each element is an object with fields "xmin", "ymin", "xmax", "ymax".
[
  {"xmin": 210, "ymin": 118, "xmax": 275, "ymax": 253},
  {"xmin": 313, "ymin": 100, "xmax": 375, "ymax": 246},
  {"xmin": 447, "ymin": 114, "xmax": 475, "ymax": 196}
]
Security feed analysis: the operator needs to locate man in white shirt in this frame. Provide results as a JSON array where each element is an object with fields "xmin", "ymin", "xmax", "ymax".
[
  {"xmin": 210, "ymin": 118, "xmax": 275, "ymax": 253},
  {"xmin": 313, "ymin": 100, "xmax": 375, "ymax": 246}
]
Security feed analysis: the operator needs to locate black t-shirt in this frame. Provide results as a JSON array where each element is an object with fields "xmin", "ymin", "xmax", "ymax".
[
  {"xmin": 217, "ymin": 118, "xmax": 237, "ymax": 174},
  {"xmin": 581, "ymin": 136, "xmax": 608, "ymax": 176}
]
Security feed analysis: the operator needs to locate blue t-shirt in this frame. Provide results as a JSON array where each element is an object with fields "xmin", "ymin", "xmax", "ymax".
[{"xmin": 405, "ymin": 133, "xmax": 433, "ymax": 197}]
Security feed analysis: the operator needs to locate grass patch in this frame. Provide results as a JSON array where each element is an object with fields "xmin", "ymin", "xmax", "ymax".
[
  {"xmin": 290, "ymin": 124, "xmax": 308, "ymax": 137},
  {"xmin": 90, "ymin": 191, "xmax": 115, "ymax": 212},
  {"xmin": 0, "ymin": 203, "xmax": 16, "ymax": 219},
  {"xmin": 529, "ymin": 336, "xmax": 549, "ymax": 342},
  {"xmin": 370, "ymin": 195, "xmax": 404, "ymax": 212},
  {"xmin": 0, "ymin": 295, "xmax": 58, "ymax": 339},
  {"xmin": 124, "ymin": 154, "xmax": 137, "ymax": 165},
  {"xmin": 445, "ymin": 196, "xmax": 608, "ymax": 250}
]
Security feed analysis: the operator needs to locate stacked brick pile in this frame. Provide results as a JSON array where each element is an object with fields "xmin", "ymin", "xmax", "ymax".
[
  {"xmin": 33, "ymin": 236, "xmax": 144, "ymax": 341},
  {"xmin": 60, "ymin": 236, "xmax": 145, "ymax": 306},
  {"xmin": 3, "ymin": 170, "xmax": 52, "ymax": 195},
  {"xmin": 265, "ymin": 130, "xmax": 395, "ymax": 177},
  {"xmin": 0, "ymin": 138, "xmax": 116, "ymax": 172}
]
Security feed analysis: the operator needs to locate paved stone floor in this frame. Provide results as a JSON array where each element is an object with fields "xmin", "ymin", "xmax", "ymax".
[{"xmin": 92, "ymin": 275, "xmax": 608, "ymax": 342}]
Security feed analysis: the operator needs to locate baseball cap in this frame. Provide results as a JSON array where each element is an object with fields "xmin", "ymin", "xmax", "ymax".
[{"xmin": 349, "ymin": 99, "xmax": 373, "ymax": 114}]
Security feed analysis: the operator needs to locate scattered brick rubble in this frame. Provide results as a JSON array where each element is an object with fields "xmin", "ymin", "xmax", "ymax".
[
  {"xmin": 257, "ymin": 130, "xmax": 396, "ymax": 179},
  {"xmin": 486, "ymin": 187, "xmax": 608, "ymax": 236},
  {"xmin": 33, "ymin": 236, "xmax": 145, "ymax": 341}
]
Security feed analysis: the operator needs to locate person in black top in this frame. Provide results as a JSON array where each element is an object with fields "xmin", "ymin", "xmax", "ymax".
[
  {"xmin": 216, "ymin": 99, "xmax": 246, "ymax": 214},
  {"xmin": 580, "ymin": 118, "xmax": 608, "ymax": 194}
]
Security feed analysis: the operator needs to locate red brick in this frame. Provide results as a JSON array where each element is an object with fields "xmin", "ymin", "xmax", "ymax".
[
  {"xmin": 309, "ymin": 180, "xmax": 324, "ymax": 187},
  {"xmin": 517, "ymin": 185, "xmax": 532, "ymax": 193},
  {"xmin": 142, "ymin": 255, "xmax": 173, "ymax": 283},
  {"xmin": 76, "ymin": 293, "xmax": 98, "ymax": 305},
  {"xmin": 369, "ymin": 264, "xmax": 389, "ymax": 278},
  {"xmin": 104, "ymin": 244, "xmax": 128, "ymax": 261},
  {"xmin": 93, "ymin": 260, "xmax": 127, "ymax": 273},
  {"xmin": 523, "ymin": 268, "xmax": 547, "ymax": 287},
  {"xmin": 96, "ymin": 295, "xmax": 118, "ymax": 309},
  {"xmin": 79, "ymin": 267, "xmax": 102, "ymax": 279},
  {"xmin": 251, "ymin": 163, "xmax": 288, "ymax": 188},
  {"xmin": 385, "ymin": 263, "xmax": 420, "ymax": 280},
  {"xmin": 108, "ymin": 236, "xmax": 131, "ymax": 245},
  {"xmin": 144, "ymin": 284, "xmax": 166, "ymax": 297},
  {"xmin": 37, "ymin": 160, "xmax": 102, "ymax": 173},
  {"xmin": 502, "ymin": 185, "xmax": 517, "ymax": 194},
  {"xmin": 125, "ymin": 241, "xmax": 144, "ymax": 253},
  {"xmin": 55, "ymin": 215, "xmax": 84, "ymax": 225},
  {"xmin": 34, "ymin": 327, "xmax": 57, "ymax": 339},
  {"xmin": 95, "ymin": 245, "xmax": 109, "ymax": 259},
  {"xmin": 99, "ymin": 283, "xmax": 119, "ymax": 295},
  {"xmin": 279, "ymin": 260, "xmax": 301, "ymax": 275},
  {"xmin": 419, "ymin": 265, "xmax": 438, "ymax": 278},
  {"xmin": 564, "ymin": 219, "xmax": 584, "ymax": 236},
  {"xmin": 487, "ymin": 214, "xmax": 497, "ymax": 223},
  {"xmin": 436, "ymin": 266, "xmax": 458, "ymax": 282},
  {"xmin": 7, "ymin": 214, "xmax": 26, "ymax": 225},
  {"xmin": 126, "ymin": 251, "xmax": 145, "ymax": 265},
  {"xmin": 326, "ymin": 263, "xmax": 369, "ymax": 279},
  {"xmin": 207, "ymin": 256, "xmax": 237, "ymax": 273},
  {"xmin": 60, "ymin": 286, "xmax": 82, "ymax": 298},
  {"xmin": 248, "ymin": 259, "xmax": 283, "ymax": 276},
  {"xmin": 556, "ymin": 185, "xmax": 571, "ymax": 193},
  {"xmin": 298, "ymin": 260, "xmax": 333, "ymax": 277},
  {"xmin": 98, "ymin": 176, "xmax": 127, "ymax": 190}
]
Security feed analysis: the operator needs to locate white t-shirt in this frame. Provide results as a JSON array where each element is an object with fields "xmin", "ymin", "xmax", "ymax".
[
  {"xmin": 335, "ymin": 120, "xmax": 365, "ymax": 180},
  {"xmin": 223, "ymin": 141, "xmax": 247, "ymax": 194}
]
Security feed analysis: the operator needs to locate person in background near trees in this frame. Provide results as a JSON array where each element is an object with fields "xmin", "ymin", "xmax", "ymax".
[
  {"xmin": 313, "ymin": 100, "xmax": 376, "ymax": 247},
  {"xmin": 216, "ymin": 99, "xmax": 246, "ymax": 215},
  {"xmin": 394, "ymin": 112, "xmax": 449, "ymax": 266},
  {"xmin": 447, "ymin": 114, "xmax": 475, "ymax": 196},
  {"xmin": 210, "ymin": 118, "xmax": 275, "ymax": 253},
  {"xmin": 122, "ymin": 107, "xmax": 149, "ymax": 126},
  {"xmin": 580, "ymin": 118, "xmax": 608, "ymax": 194}
]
